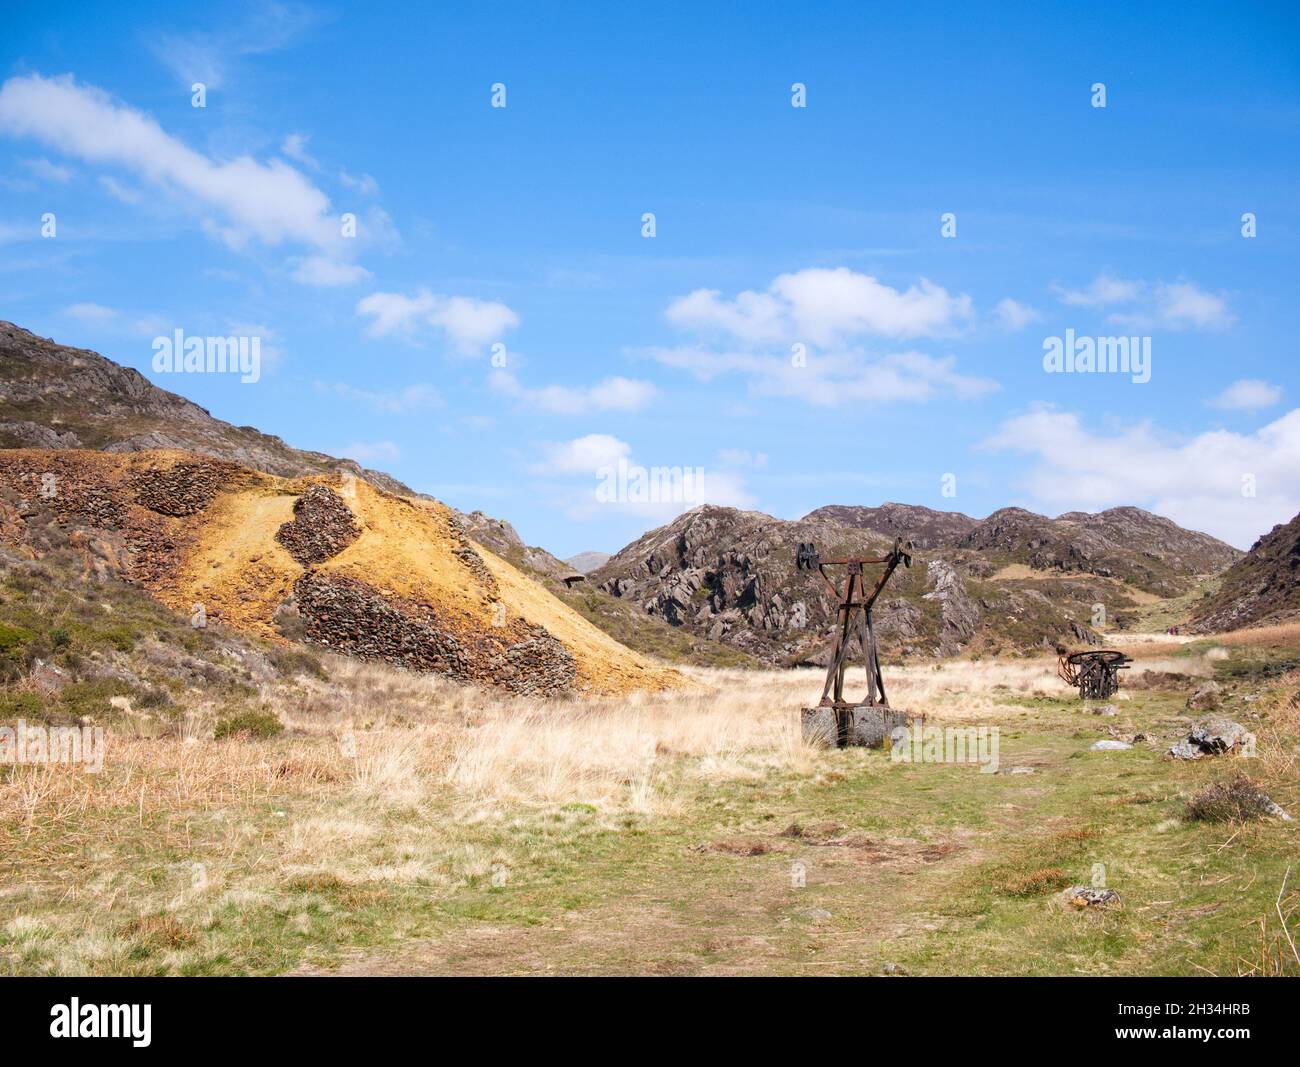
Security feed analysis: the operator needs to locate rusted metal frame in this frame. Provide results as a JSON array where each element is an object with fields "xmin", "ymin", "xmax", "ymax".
[
  {"xmin": 1058, "ymin": 648, "xmax": 1132, "ymax": 698},
  {"xmin": 815, "ymin": 543, "xmax": 909, "ymax": 709},
  {"xmin": 819, "ymin": 569, "xmax": 858, "ymax": 705}
]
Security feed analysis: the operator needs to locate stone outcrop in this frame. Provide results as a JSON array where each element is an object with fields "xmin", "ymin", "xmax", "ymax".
[
  {"xmin": 1168, "ymin": 717, "xmax": 1252, "ymax": 760},
  {"xmin": 922, "ymin": 559, "xmax": 979, "ymax": 655}
]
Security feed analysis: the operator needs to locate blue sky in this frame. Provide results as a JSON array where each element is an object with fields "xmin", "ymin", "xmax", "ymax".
[{"xmin": 2, "ymin": 1, "xmax": 1298, "ymax": 554}]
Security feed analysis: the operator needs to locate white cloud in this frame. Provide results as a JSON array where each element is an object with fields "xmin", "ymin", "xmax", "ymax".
[
  {"xmin": 0, "ymin": 73, "xmax": 352, "ymax": 261},
  {"xmin": 536, "ymin": 434, "xmax": 631, "ymax": 475},
  {"xmin": 316, "ymin": 380, "xmax": 442, "ymax": 414},
  {"xmin": 1054, "ymin": 273, "xmax": 1232, "ymax": 330},
  {"xmin": 489, "ymin": 369, "xmax": 657, "ymax": 415},
  {"xmin": 658, "ymin": 268, "xmax": 990, "ymax": 407},
  {"xmin": 289, "ymin": 255, "xmax": 371, "ymax": 287},
  {"xmin": 532, "ymin": 435, "xmax": 757, "ymax": 521},
  {"xmin": 356, "ymin": 288, "xmax": 519, "ymax": 354},
  {"xmin": 1150, "ymin": 281, "xmax": 1232, "ymax": 330},
  {"xmin": 981, "ymin": 405, "xmax": 1300, "ymax": 548},
  {"xmin": 279, "ymin": 133, "xmax": 318, "ymax": 170},
  {"xmin": 668, "ymin": 267, "xmax": 972, "ymax": 345},
  {"xmin": 994, "ymin": 298, "xmax": 1040, "ymax": 332},
  {"xmin": 1209, "ymin": 379, "xmax": 1282, "ymax": 412},
  {"xmin": 339, "ymin": 169, "xmax": 379, "ymax": 196},
  {"xmin": 339, "ymin": 440, "xmax": 401, "ymax": 464},
  {"xmin": 1054, "ymin": 273, "xmax": 1145, "ymax": 308},
  {"xmin": 645, "ymin": 344, "xmax": 997, "ymax": 406}
]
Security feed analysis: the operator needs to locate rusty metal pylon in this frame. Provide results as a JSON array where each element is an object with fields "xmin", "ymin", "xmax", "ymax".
[{"xmin": 796, "ymin": 537, "xmax": 913, "ymax": 709}]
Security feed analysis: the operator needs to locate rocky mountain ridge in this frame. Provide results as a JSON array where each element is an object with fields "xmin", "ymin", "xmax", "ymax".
[
  {"xmin": 1192, "ymin": 510, "xmax": 1300, "ymax": 631},
  {"xmin": 592, "ymin": 500, "xmax": 1240, "ymax": 665}
]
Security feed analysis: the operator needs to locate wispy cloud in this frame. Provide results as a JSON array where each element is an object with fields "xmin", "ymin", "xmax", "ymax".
[
  {"xmin": 338, "ymin": 440, "xmax": 401, "ymax": 465},
  {"xmin": 489, "ymin": 369, "xmax": 656, "ymax": 415},
  {"xmin": 1053, "ymin": 272, "xmax": 1233, "ymax": 330},
  {"xmin": 149, "ymin": 3, "xmax": 324, "ymax": 90},
  {"xmin": 994, "ymin": 298, "xmax": 1040, "ymax": 332},
  {"xmin": 0, "ymin": 73, "xmax": 366, "ymax": 283},
  {"xmin": 289, "ymin": 255, "xmax": 370, "ymax": 286},
  {"xmin": 644, "ymin": 344, "xmax": 997, "ymax": 406},
  {"xmin": 530, "ymin": 434, "xmax": 756, "ymax": 521},
  {"xmin": 60, "ymin": 302, "xmax": 168, "ymax": 337},
  {"xmin": 315, "ymin": 380, "xmax": 443, "ymax": 414},
  {"xmin": 1208, "ymin": 379, "xmax": 1282, "ymax": 412},
  {"xmin": 356, "ymin": 289, "xmax": 519, "ymax": 354}
]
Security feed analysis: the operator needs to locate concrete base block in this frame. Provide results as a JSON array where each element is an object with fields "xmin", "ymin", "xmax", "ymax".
[{"xmin": 801, "ymin": 705, "xmax": 918, "ymax": 749}]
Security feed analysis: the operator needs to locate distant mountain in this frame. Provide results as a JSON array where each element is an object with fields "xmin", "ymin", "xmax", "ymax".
[
  {"xmin": 1192, "ymin": 510, "xmax": 1300, "ymax": 632},
  {"xmin": 958, "ymin": 506, "xmax": 1239, "ymax": 596},
  {"xmin": 593, "ymin": 500, "xmax": 1241, "ymax": 665},
  {"xmin": 457, "ymin": 510, "xmax": 576, "ymax": 581},
  {"xmin": 1055, "ymin": 506, "xmax": 1240, "ymax": 579},
  {"xmin": 567, "ymin": 551, "xmax": 611, "ymax": 574},
  {"xmin": 803, "ymin": 503, "xmax": 977, "ymax": 549}
]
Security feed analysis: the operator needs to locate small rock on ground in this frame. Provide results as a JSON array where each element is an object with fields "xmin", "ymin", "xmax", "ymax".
[
  {"xmin": 1060, "ymin": 886, "xmax": 1121, "ymax": 909},
  {"xmin": 1186, "ymin": 681, "xmax": 1223, "ymax": 712}
]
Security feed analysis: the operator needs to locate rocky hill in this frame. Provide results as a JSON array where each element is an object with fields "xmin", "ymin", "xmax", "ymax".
[
  {"xmin": 0, "ymin": 322, "xmax": 412, "ymax": 494},
  {"xmin": 592, "ymin": 501, "xmax": 1240, "ymax": 665},
  {"xmin": 803, "ymin": 503, "xmax": 977, "ymax": 549},
  {"xmin": 0, "ymin": 322, "xmax": 751, "ymax": 669},
  {"xmin": 958, "ymin": 506, "xmax": 1238, "ymax": 596},
  {"xmin": 0, "ymin": 449, "xmax": 681, "ymax": 696},
  {"xmin": 1192, "ymin": 510, "xmax": 1300, "ymax": 631}
]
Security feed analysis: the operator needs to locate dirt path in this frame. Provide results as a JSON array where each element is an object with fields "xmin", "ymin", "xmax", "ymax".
[{"xmin": 293, "ymin": 826, "xmax": 976, "ymax": 976}]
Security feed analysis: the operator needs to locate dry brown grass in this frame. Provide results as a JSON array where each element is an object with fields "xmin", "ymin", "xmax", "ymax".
[
  {"xmin": 1205, "ymin": 621, "xmax": 1300, "ymax": 648},
  {"xmin": 5, "ymin": 629, "xmax": 1299, "ymax": 976}
]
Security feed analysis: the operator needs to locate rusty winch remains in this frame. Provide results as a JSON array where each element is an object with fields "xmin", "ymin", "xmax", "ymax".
[
  {"xmin": 1057, "ymin": 648, "xmax": 1131, "ymax": 700},
  {"xmin": 795, "ymin": 537, "xmax": 921, "ymax": 747}
]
